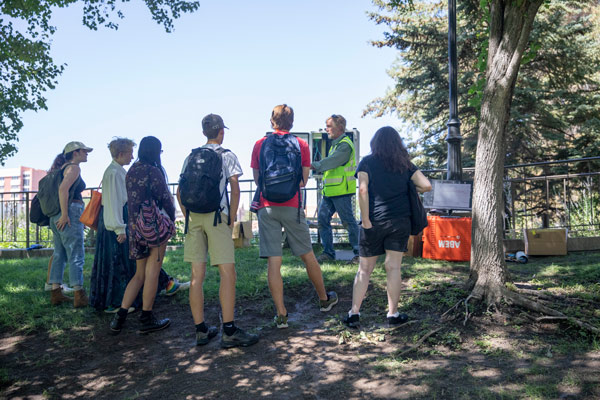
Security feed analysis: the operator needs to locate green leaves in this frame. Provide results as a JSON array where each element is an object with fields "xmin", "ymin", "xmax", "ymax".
[
  {"xmin": 0, "ymin": 0, "xmax": 200, "ymax": 165},
  {"xmin": 520, "ymin": 41, "xmax": 541, "ymax": 64},
  {"xmin": 366, "ymin": 0, "xmax": 600, "ymax": 167}
]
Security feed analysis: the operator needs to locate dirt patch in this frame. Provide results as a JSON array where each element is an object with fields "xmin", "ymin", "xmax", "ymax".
[{"xmin": 1, "ymin": 284, "xmax": 599, "ymax": 399}]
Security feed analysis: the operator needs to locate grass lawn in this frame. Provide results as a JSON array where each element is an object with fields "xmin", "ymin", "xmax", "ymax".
[
  {"xmin": 0, "ymin": 246, "xmax": 359, "ymax": 333},
  {"xmin": 0, "ymin": 246, "xmax": 599, "ymax": 399}
]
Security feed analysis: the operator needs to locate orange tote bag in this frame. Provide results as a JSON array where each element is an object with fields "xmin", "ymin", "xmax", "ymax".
[{"xmin": 80, "ymin": 184, "xmax": 102, "ymax": 230}]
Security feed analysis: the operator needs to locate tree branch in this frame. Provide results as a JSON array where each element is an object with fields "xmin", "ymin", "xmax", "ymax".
[{"xmin": 503, "ymin": 288, "xmax": 600, "ymax": 335}]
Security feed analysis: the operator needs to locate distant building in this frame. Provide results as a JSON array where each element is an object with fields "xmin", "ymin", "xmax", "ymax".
[{"xmin": 0, "ymin": 166, "xmax": 47, "ymax": 201}]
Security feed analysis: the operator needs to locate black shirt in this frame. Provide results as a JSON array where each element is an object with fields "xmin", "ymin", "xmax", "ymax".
[
  {"xmin": 61, "ymin": 163, "xmax": 86, "ymax": 203},
  {"xmin": 355, "ymin": 155, "xmax": 417, "ymax": 223},
  {"xmin": 71, "ymin": 176, "xmax": 86, "ymax": 202}
]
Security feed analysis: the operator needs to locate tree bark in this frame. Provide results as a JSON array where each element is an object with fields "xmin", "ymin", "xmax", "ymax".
[{"xmin": 469, "ymin": 0, "xmax": 545, "ymax": 304}]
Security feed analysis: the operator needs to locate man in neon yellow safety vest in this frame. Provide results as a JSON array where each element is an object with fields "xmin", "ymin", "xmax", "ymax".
[{"xmin": 310, "ymin": 114, "xmax": 359, "ymax": 264}]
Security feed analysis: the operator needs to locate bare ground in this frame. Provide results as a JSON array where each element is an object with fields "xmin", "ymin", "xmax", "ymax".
[{"xmin": 1, "ymin": 283, "xmax": 599, "ymax": 400}]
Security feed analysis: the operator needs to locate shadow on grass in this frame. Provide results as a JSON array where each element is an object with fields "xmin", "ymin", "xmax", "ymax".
[{"xmin": 0, "ymin": 248, "xmax": 599, "ymax": 398}]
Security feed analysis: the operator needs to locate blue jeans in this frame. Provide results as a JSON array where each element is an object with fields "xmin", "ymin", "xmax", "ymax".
[
  {"xmin": 318, "ymin": 195, "xmax": 359, "ymax": 258},
  {"xmin": 49, "ymin": 202, "xmax": 85, "ymax": 287}
]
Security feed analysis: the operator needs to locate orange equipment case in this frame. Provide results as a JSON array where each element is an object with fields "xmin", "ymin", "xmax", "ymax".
[{"xmin": 422, "ymin": 216, "xmax": 472, "ymax": 262}]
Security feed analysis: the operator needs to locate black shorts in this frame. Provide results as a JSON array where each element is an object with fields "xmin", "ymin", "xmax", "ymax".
[{"xmin": 359, "ymin": 217, "xmax": 411, "ymax": 257}]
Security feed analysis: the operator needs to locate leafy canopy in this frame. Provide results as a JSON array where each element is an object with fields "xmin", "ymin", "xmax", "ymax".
[
  {"xmin": 366, "ymin": 0, "xmax": 600, "ymax": 169},
  {"xmin": 0, "ymin": 0, "xmax": 200, "ymax": 164}
]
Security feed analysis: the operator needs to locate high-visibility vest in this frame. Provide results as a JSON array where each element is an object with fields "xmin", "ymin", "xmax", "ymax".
[{"xmin": 323, "ymin": 135, "xmax": 356, "ymax": 197}]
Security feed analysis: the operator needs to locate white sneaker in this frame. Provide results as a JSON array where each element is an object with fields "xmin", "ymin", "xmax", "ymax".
[
  {"xmin": 44, "ymin": 283, "xmax": 74, "ymax": 293},
  {"xmin": 161, "ymin": 280, "xmax": 191, "ymax": 296}
]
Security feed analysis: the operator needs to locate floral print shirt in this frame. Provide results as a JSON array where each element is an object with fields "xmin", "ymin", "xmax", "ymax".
[{"xmin": 125, "ymin": 161, "xmax": 176, "ymax": 237}]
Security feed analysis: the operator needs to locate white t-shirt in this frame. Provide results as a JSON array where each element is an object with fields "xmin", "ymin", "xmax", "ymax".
[{"xmin": 180, "ymin": 144, "xmax": 243, "ymax": 215}]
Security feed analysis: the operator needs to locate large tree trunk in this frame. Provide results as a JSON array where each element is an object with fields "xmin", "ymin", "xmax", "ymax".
[{"xmin": 469, "ymin": 0, "xmax": 544, "ymax": 304}]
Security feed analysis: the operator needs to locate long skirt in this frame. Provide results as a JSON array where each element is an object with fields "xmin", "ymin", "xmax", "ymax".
[
  {"xmin": 89, "ymin": 206, "xmax": 140, "ymax": 311},
  {"xmin": 89, "ymin": 206, "xmax": 172, "ymax": 311}
]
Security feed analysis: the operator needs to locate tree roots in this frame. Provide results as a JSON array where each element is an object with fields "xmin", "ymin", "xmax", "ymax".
[
  {"xmin": 397, "ymin": 282, "xmax": 599, "ymax": 358},
  {"xmin": 502, "ymin": 288, "xmax": 600, "ymax": 335}
]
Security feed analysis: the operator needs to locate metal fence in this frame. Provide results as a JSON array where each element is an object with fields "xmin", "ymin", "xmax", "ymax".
[
  {"xmin": 421, "ymin": 156, "xmax": 600, "ymax": 239},
  {"xmin": 0, "ymin": 178, "xmax": 323, "ymax": 248},
  {"xmin": 502, "ymin": 157, "xmax": 600, "ymax": 238},
  {"xmin": 2, "ymin": 157, "xmax": 600, "ymax": 248}
]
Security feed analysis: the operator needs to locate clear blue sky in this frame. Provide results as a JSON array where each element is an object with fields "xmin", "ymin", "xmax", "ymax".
[{"xmin": 5, "ymin": 0, "xmax": 403, "ymax": 186}]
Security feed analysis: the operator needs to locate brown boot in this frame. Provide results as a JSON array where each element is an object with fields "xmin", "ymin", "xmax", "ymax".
[
  {"xmin": 50, "ymin": 288, "xmax": 72, "ymax": 305},
  {"xmin": 74, "ymin": 289, "xmax": 89, "ymax": 308}
]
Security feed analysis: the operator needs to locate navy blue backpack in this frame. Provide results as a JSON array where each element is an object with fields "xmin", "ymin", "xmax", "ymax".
[{"xmin": 258, "ymin": 133, "xmax": 303, "ymax": 203}]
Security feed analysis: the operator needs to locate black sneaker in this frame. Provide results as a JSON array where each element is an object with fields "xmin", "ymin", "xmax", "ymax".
[
  {"xmin": 342, "ymin": 313, "xmax": 360, "ymax": 328},
  {"xmin": 196, "ymin": 326, "xmax": 218, "ymax": 346},
  {"xmin": 138, "ymin": 314, "xmax": 171, "ymax": 334},
  {"xmin": 220, "ymin": 328, "xmax": 259, "ymax": 348},
  {"xmin": 387, "ymin": 313, "xmax": 409, "ymax": 326},
  {"xmin": 110, "ymin": 314, "xmax": 126, "ymax": 335}
]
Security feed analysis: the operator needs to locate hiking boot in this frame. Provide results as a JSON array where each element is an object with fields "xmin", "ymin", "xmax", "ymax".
[
  {"xmin": 342, "ymin": 313, "xmax": 360, "ymax": 329},
  {"xmin": 220, "ymin": 328, "xmax": 259, "ymax": 348},
  {"xmin": 274, "ymin": 314, "xmax": 288, "ymax": 329},
  {"xmin": 387, "ymin": 313, "xmax": 409, "ymax": 326},
  {"xmin": 73, "ymin": 289, "xmax": 89, "ymax": 308},
  {"xmin": 319, "ymin": 291, "xmax": 339, "ymax": 312},
  {"xmin": 110, "ymin": 314, "xmax": 127, "ymax": 335},
  {"xmin": 138, "ymin": 313, "xmax": 171, "ymax": 334},
  {"xmin": 317, "ymin": 253, "xmax": 335, "ymax": 263},
  {"xmin": 50, "ymin": 288, "xmax": 72, "ymax": 305},
  {"xmin": 196, "ymin": 326, "xmax": 219, "ymax": 346}
]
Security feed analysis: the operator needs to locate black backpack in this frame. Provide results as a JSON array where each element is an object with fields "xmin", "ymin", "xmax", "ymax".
[
  {"xmin": 179, "ymin": 146, "xmax": 230, "ymax": 231},
  {"xmin": 259, "ymin": 133, "xmax": 303, "ymax": 203},
  {"xmin": 29, "ymin": 195, "xmax": 50, "ymax": 226}
]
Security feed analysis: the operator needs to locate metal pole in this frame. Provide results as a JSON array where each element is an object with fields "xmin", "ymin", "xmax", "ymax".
[
  {"xmin": 25, "ymin": 192, "xmax": 30, "ymax": 249},
  {"xmin": 544, "ymin": 176, "xmax": 550, "ymax": 228},
  {"xmin": 446, "ymin": 0, "xmax": 463, "ymax": 181}
]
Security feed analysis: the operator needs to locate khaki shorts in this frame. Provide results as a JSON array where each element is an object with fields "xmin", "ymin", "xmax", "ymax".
[
  {"xmin": 257, "ymin": 207, "xmax": 313, "ymax": 258},
  {"xmin": 184, "ymin": 212, "xmax": 234, "ymax": 266}
]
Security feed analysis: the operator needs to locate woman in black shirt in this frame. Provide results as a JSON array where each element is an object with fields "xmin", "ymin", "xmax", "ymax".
[
  {"xmin": 343, "ymin": 127, "xmax": 431, "ymax": 328},
  {"xmin": 48, "ymin": 141, "xmax": 93, "ymax": 308}
]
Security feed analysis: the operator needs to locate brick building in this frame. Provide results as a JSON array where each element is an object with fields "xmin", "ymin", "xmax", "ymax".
[{"xmin": 0, "ymin": 166, "xmax": 47, "ymax": 200}]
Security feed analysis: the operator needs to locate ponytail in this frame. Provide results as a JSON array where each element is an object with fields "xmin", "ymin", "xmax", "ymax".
[
  {"xmin": 49, "ymin": 154, "xmax": 66, "ymax": 172},
  {"xmin": 49, "ymin": 150, "xmax": 76, "ymax": 172}
]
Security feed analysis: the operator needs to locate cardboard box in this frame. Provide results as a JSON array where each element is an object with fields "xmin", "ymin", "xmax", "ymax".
[
  {"xmin": 524, "ymin": 228, "xmax": 567, "ymax": 256},
  {"xmin": 404, "ymin": 232, "xmax": 423, "ymax": 257},
  {"xmin": 232, "ymin": 221, "xmax": 253, "ymax": 248}
]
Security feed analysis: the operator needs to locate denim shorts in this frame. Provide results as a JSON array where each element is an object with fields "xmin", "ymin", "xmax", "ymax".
[{"xmin": 359, "ymin": 217, "xmax": 411, "ymax": 257}]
